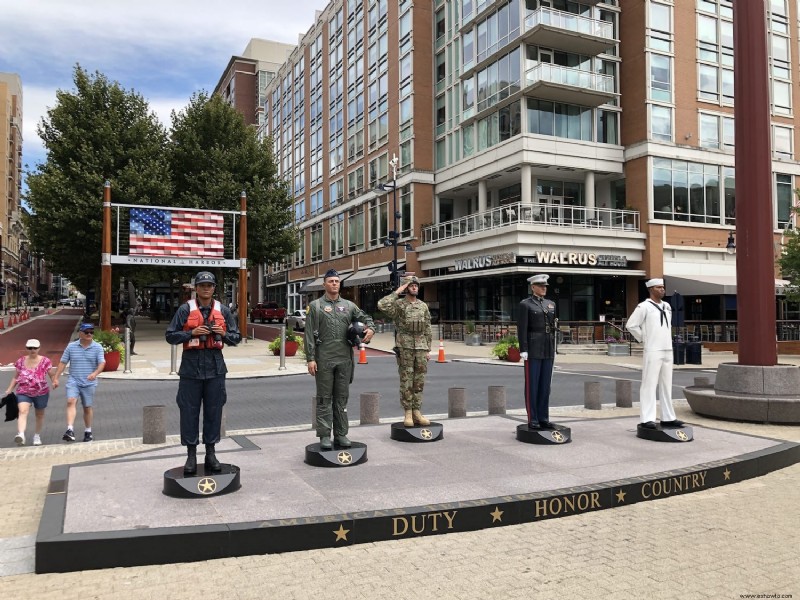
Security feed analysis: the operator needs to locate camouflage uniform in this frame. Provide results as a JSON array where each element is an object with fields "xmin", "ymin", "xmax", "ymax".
[
  {"xmin": 377, "ymin": 291, "xmax": 432, "ymax": 410},
  {"xmin": 304, "ymin": 295, "xmax": 375, "ymax": 438}
]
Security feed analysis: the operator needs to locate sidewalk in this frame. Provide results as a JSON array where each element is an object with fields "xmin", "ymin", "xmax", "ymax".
[{"xmin": 100, "ymin": 319, "xmax": 800, "ymax": 380}]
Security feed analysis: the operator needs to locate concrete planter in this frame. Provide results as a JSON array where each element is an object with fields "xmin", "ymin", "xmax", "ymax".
[{"xmin": 607, "ymin": 343, "xmax": 630, "ymax": 357}]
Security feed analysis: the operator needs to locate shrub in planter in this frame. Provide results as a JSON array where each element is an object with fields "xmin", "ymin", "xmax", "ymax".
[
  {"xmin": 269, "ymin": 331, "xmax": 304, "ymax": 356},
  {"xmin": 490, "ymin": 335, "xmax": 520, "ymax": 361},
  {"xmin": 93, "ymin": 328, "xmax": 125, "ymax": 371}
]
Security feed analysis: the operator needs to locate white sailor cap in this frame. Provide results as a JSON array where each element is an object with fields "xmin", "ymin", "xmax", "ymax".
[
  {"xmin": 645, "ymin": 278, "xmax": 665, "ymax": 288},
  {"xmin": 527, "ymin": 274, "xmax": 549, "ymax": 285}
]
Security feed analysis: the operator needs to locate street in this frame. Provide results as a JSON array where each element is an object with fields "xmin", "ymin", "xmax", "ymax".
[{"xmin": 0, "ymin": 355, "xmax": 704, "ymax": 448}]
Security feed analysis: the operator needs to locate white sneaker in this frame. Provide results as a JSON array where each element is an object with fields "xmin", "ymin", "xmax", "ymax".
[
  {"xmin": 14, "ymin": 432, "xmax": 25, "ymax": 446},
  {"xmin": 33, "ymin": 434, "xmax": 42, "ymax": 446}
]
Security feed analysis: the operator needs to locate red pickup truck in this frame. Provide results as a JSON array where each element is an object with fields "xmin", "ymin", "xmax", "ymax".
[{"xmin": 249, "ymin": 302, "xmax": 287, "ymax": 324}]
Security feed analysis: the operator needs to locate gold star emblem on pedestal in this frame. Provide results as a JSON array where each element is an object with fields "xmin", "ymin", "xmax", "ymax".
[
  {"xmin": 676, "ymin": 430, "xmax": 689, "ymax": 441},
  {"xmin": 197, "ymin": 478, "xmax": 217, "ymax": 494},
  {"xmin": 420, "ymin": 429, "xmax": 432, "ymax": 439},
  {"xmin": 616, "ymin": 489, "xmax": 627, "ymax": 503},
  {"xmin": 723, "ymin": 468, "xmax": 731, "ymax": 480},
  {"xmin": 333, "ymin": 524, "xmax": 350, "ymax": 542},
  {"xmin": 551, "ymin": 431, "xmax": 565, "ymax": 443},
  {"xmin": 490, "ymin": 507, "xmax": 504, "ymax": 523},
  {"xmin": 337, "ymin": 451, "xmax": 353, "ymax": 464}
]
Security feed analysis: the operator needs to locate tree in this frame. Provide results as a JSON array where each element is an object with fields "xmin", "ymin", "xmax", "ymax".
[
  {"xmin": 168, "ymin": 93, "xmax": 297, "ymax": 266},
  {"xmin": 779, "ymin": 200, "xmax": 800, "ymax": 303},
  {"xmin": 25, "ymin": 66, "xmax": 172, "ymax": 291}
]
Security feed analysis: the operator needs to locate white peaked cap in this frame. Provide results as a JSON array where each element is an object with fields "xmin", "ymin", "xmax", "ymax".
[{"xmin": 645, "ymin": 278, "xmax": 664, "ymax": 288}]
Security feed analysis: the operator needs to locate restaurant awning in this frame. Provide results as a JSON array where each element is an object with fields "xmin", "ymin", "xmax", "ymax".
[
  {"xmin": 344, "ymin": 265, "xmax": 391, "ymax": 287},
  {"xmin": 299, "ymin": 271, "xmax": 352, "ymax": 293},
  {"xmin": 666, "ymin": 275, "xmax": 789, "ymax": 296}
]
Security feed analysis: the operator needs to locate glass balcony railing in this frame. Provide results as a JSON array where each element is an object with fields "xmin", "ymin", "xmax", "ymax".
[
  {"xmin": 421, "ymin": 200, "xmax": 639, "ymax": 245},
  {"xmin": 524, "ymin": 7, "xmax": 614, "ymax": 40},
  {"xmin": 526, "ymin": 63, "xmax": 615, "ymax": 94}
]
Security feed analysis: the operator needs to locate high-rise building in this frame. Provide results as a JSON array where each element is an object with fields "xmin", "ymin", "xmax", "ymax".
[
  {"xmin": 0, "ymin": 72, "xmax": 26, "ymax": 311},
  {"xmin": 213, "ymin": 39, "xmax": 296, "ymax": 307},
  {"xmin": 260, "ymin": 0, "xmax": 798, "ymax": 327}
]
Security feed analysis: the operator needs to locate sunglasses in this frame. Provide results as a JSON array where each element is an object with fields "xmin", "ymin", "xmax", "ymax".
[
  {"xmin": 27, "ymin": 346, "xmax": 39, "ymax": 350},
  {"xmin": 82, "ymin": 330, "xmax": 95, "ymax": 335}
]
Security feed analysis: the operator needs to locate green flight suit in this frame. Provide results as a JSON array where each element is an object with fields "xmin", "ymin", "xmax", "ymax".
[
  {"xmin": 377, "ymin": 291, "xmax": 432, "ymax": 410},
  {"xmin": 305, "ymin": 295, "xmax": 375, "ymax": 437}
]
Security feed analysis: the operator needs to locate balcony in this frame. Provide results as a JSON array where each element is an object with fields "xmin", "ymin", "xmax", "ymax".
[
  {"xmin": 522, "ymin": 8, "xmax": 616, "ymax": 56},
  {"xmin": 524, "ymin": 63, "xmax": 617, "ymax": 107},
  {"xmin": 422, "ymin": 200, "xmax": 639, "ymax": 245}
]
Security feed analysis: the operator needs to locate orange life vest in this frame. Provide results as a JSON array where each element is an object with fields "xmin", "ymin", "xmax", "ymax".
[{"xmin": 183, "ymin": 299, "xmax": 226, "ymax": 350}]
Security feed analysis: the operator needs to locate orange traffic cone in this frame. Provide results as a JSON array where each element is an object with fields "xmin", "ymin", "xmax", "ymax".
[
  {"xmin": 358, "ymin": 343, "xmax": 368, "ymax": 364},
  {"xmin": 0, "ymin": 316, "xmax": 4, "ymax": 330},
  {"xmin": 437, "ymin": 339, "xmax": 447, "ymax": 363}
]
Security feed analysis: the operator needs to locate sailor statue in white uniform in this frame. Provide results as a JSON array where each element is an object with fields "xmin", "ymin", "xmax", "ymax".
[{"xmin": 626, "ymin": 278, "xmax": 685, "ymax": 430}]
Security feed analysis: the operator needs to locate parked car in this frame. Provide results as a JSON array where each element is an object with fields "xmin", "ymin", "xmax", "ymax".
[
  {"xmin": 249, "ymin": 302, "xmax": 287, "ymax": 324},
  {"xmin": 58, "ymin": 298, "xmax": 75, "ymax": 306},
  {"xmin": 286, "ymin": 309, "xmax": 307, "ymax": 331},
  {"xmin": 478, "ymin": 310, "xmax": 512, "ymax": 322}
]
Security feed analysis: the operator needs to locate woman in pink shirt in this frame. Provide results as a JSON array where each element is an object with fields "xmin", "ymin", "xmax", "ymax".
[{"xmin": 4, "ymin": 338, "xmax": 57, "ymax": 446}]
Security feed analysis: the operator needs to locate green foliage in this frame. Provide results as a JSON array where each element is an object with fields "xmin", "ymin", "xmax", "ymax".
[
  {"xmin": 168, "ymin": 93, "xmax": 298, "ymax": 265},
  {"xmin": 490, "ymin": 335, "xmax": 519, "ymax": 360},
  {"xmin": 464, "ymin": 320, "xmax": 476, "ymax": 334},
  {"xmin": 268, "ymin": 330, "xmax": 303, "ymax": 352},
  {"xmin": 779, "ymin": 211, "xmax": 800, "ymax": 303},
  {"xmin": 25, "ymin": 66, "xmax": 172, "ymax": 289},
  {"xmin": 604, "ymin": 326, "xmax": 622, "ymax": 342},
  {"xmin": 92, "ymin": 329, "xmax": 125, "ymax": 363}
]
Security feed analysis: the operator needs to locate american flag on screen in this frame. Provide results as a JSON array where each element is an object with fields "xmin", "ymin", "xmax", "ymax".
[{"xmin": 129, "ymin": 208, "xmax": 225, "ymax": 257}]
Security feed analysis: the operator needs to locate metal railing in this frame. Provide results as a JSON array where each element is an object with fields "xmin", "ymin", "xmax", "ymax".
[
  {"xmin": 526, "ymin": 63, "xmax": 615, "ymax": 94},
  {"xmin": 422, "ymin": 201, "xmax": 639, "ymax": 245},
  {"xmin": 524, "ymin": 7, "xmax": 614, "ymax": 40}
]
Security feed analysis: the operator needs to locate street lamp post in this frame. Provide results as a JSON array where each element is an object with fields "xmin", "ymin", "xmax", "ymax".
[{"xmin": 378, "ymin": 154, "xmax": 403, "ymax": 288}]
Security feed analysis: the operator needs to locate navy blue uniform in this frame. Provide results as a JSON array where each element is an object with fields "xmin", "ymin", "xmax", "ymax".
[{"xmin": 518, "ymin": 295, "xmax": 557, "ymax": 426}]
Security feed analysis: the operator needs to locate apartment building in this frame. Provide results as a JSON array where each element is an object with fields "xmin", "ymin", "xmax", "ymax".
[
  {"xmin": 0, "ymin": 72, "xmax": 26, "ymax": 311},
  {"xmin": 261, "ymin": 0, "xmax": 799, "ymax": 325},
  {"xmin": 214, "ymin": 38, "xmax": 296, "ymax": 305}
]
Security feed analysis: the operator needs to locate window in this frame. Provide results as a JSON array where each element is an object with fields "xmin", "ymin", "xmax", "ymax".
[
  {"xmin": 369, "ymin": 154, "xmax": 389, "ymax": 188},
  {"xmin": 330, "ymin": 179, "xmax": 344, "ymax": 208},
  {"xmin": 348, "ymin": 166, "xmax": 364, "ymax": 199},
  {"xmin": 348, "ymin": 206, "xmax": 365, "ymax": 252},
  {"xmin": 773, "ymin": 125, "xmax": 793, "ymax": 159},
  {"xmin": 311, "ymin": 224, "xmax": 323, "ymax": 262},
  {"xmin": 650, "ymin": 105, "xmax": 672, "ymax": 142},
  {"xmin": 329, "ymin": 213, "xmax": 344, "ymax": 257},
  {"xmin": 527, "ymin": 99, "xmax": 589, "ymax": 142},
  {"xmin": 293, "ymin": 230, "xmax": 305, "ymax": 267},
  {"xmin": 294, "ymin": 199, "xmax": 306, "ymax": 223},
  {"xmin": 777, "ymin": 174, "xmax": 792, "ymax": 228},
  {"xmin": 699, "ymin": 112, "xmax": 734, "ymax": 152},
  {"xmin": 368, "ymin": 196, "xmax": 388, "ymax": 247},
  {"xmin": 648, "ymin": 2, "xmax": 672, "ymax": 52},
  {"xmin": 649, "ymin": 54, "xmax": 671, "ymax": 102},
  {"xmin": 310, "ymin": 189, "xmax": 324, "ymax": 216},
  {"xmin": 652, "ymin": 158, "xmax": 722, "ymax": 224}
]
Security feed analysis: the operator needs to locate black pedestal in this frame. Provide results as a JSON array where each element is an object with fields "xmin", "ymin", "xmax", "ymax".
[
  {"xmin": 163, "ymin": 464, "xmax": 241, "ymax": 498},
  {"xmin": 390, "ymin": 421, "xmax": 444, "ymax": 443},
  {"xmin": 305, "ymin": 441, "xmax": 368, "ymax": 467},
  {"xmin": 516, "ymin": 423, "xmax": 572, "ymax": 445},
  {"xmin": 636, "ymin": 424, "xmax": 694, "ymax": 442}
]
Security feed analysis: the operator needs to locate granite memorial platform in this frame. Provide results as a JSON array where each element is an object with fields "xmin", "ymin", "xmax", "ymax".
[{"xmin": 36, "ymin": 414, "xmax": 800, "ymax": 573}]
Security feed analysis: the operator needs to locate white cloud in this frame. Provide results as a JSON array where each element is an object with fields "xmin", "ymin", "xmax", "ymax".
[{"xmin": 2, "ymin": 0, "xmax": 328, "ymax": 172}]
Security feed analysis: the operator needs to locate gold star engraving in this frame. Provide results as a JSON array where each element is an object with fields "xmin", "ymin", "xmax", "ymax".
[
  {"xmin": 197, "ymin": 478, "xmax": 217, "ymax": 494},
  {"xmin": 333, "ymin": 524, "xmax": 350, "ymax": 542},
  {"xmin": 420, "ymin": 429, "xmax": 432, "ymax": 439},
  {"xmin": 337, "ymin": 451, "xmax": 353, "ymax": 464},
  {"xmin": 723, "ymin": 468, "xmax": 731, "ymax": 480},
  {"xmin": 551, "ymin": 431, "xmax": 565, "ymax": 443},
  {"xmin": 616, "ymin": 489, "xmax": 627, "ymax": 503},
  {"xmin": 490, "ymin": 507, "xmax": 504, "ymax": 523},
  {"xmin": 676, "ymin": 430, "xmax": 689, "ymax": 441}
]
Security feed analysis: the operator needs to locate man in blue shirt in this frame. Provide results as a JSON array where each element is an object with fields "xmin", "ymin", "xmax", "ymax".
[{"xmin": 53, "ymin": 322, "xmax": 106, "ymax": 442}]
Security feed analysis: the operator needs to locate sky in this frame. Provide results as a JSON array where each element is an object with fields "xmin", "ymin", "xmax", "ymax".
[{"xmin": 0, "ymin": 0, "xmax": 326, "ymax": 178}]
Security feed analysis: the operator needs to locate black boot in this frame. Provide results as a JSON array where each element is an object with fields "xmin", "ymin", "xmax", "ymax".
[
  {"xmin": 204, "ymin": 443, "xmax": 222, "ymax": 473},
  {"xmin": 183, "ymin": 445, "xmax": 197, "ymax": 475}
]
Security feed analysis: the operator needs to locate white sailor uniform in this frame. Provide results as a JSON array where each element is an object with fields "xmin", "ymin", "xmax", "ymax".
[{"xmin": 626, "ymin": 299, "xmax": 677, "ymax": 424}]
